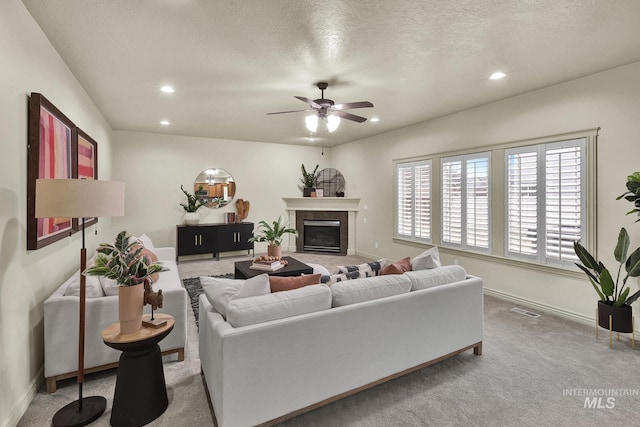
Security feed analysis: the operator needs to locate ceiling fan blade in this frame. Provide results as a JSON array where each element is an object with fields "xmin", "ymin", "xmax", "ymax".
[
  {"xmin": 333, "ymin": 101, "xmax": 374, "ymax": 110},
  {"xmin": 266, "ymin": 109, "xmax": 312, "ymax": 115},
  {"xmin": 294, "ymin": 96, "xmax": 322, "ymax": 109},
  {"xmin": 332, "ymin": 110, "xmax": 367, "ymax": 123}
]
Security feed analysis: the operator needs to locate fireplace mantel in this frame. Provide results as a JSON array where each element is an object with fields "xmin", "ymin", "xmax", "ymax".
[
  {"xmin": 282, "ymin": 197, "xmax": 360, "ymax": 212},
  {"xmin": 282, "ymin": 197, "xmax": 360, "ymax": 255}
]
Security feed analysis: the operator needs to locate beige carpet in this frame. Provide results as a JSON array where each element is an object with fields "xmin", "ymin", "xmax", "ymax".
[{"xmin": 18, "ymin": 252, "xmax": 640, "ymax": 427}]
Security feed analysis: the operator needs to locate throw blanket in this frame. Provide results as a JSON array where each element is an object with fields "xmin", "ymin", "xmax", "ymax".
[{"xmin": 183, "ymin": 274, "xmax": 233, "ymax": 328}]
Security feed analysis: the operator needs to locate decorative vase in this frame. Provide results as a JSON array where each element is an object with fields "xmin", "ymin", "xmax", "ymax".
[
  {"xmin": 184, "ymin": 212, "xmax": 200, "ymax": 225},
  {"xmin": 267, "ymin": 244, "xmax": 282, "ymax": 259},
  {"xmin": 118, "ymin": 282, "xmax": 145, "ymax": 334},
  {"xmin": 303, "ymin": 187, "xmax": 315, "ymax": 197},
  {"xmin": 597, "ymin": 301, "xmax": 633, "ymax": 333}
]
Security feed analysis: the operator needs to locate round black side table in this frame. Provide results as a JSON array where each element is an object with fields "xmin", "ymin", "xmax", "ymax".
[{"xmin": 102, "ymin": 313, "xmax": 174, "ymax": 427}]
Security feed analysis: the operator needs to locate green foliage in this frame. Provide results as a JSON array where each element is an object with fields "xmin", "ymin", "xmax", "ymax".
[
  {"xmin": 300, "ymin": 164, "xmax": 319, "ymax": 188},
  {"xmin": 179, "ymin": 185, "xmax": 206, "ymax": 212},
  {"xmin": 248, "ymin": 216, "xmax": 298, "ymax": 247},
  {"xmin": 616, "ymin": 172, "xmax": 640, "ymax": 222},
  {"xmin": 84, "ymin": 231, "xmax": 163, "ymax": 287},
  {"xmin": 574, "ymin": 228, "xmax": 640, "ymax": 307}
]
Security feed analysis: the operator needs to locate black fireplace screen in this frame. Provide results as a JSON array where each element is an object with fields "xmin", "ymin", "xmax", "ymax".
[{"xmin": 303, "ymin": 220, "xmax": 341, "ymax": 253}]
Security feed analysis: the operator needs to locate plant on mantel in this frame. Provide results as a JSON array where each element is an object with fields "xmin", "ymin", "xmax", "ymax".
[{"xmin": 299, "ymin": 163, "xmax": 318, "ymax": 197}]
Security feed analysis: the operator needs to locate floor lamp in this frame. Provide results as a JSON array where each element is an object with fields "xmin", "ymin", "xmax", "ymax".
[{"xmin": 35, "ymin": 179, "xmax": 125, "ymax": 427}]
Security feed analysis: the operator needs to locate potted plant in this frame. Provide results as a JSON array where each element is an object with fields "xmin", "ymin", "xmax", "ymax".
[
  {"xmin": 300, "ymin": 164, "xmax": 319, "ymax": 197},
  {"xmin": 616, "ymin": 172, "xmax": 640, "ymax": 222},
  {"xmin": 85, "ymin": 231, "xmax": 163, "ymax": 334},
  {"xmin": 248, "ymin": 216, "xmax": 298, "ymax": 258},
  {"xmin": 180, "ymin": 184, "xmax": 206, "ymax": 225},
  {"xmin": 573, "ymin": 228, "xmax": 640, "ymax": 332}
]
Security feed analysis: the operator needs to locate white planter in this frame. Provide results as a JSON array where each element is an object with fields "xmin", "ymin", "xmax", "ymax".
[{"xmin": 184, "ymin": 212, "xmax": 200, "ymax": 225}]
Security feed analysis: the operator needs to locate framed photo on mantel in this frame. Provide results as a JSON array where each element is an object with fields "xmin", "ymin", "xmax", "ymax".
[{"xmin": 27, "ymin": 93, "xmax": 77, "ymax": 250}]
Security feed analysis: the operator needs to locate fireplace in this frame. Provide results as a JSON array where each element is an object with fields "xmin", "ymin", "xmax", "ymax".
[
  {"xmin": 295, "ymin": 210, "xmax": 349, "ymax": 255},
  {"xmin": 303, "ymin": 220, "xmax": 341, "ymax": 253}
]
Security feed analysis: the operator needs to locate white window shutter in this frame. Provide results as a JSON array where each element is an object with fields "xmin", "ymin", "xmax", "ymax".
[
  {"xmin": 442, "ymin": 159, "xmax": 463, "ymax": 245},
  {"xmin": 506, "ymin": 150, "xmax": 538, "ymax": 257}
]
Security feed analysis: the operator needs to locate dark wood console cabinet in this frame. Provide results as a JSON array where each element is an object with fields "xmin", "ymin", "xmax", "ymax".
[{"xmin": 176, "ymin": 222, "xmax": 254, "ymax": 262}]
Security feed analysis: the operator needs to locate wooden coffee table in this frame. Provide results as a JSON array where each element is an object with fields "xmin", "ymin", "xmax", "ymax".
[{"xmin": 234, "ymin": 256, "xmax": 313, "ymax": 279}]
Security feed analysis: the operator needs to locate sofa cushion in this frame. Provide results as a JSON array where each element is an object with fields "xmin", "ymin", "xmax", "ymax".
[
  {"xmin": 404, "ymin": 265, "xmax": 467, "ymax": 291},
  {"xmin": 233, "ymin": 273, "xmax": 271, "ymax": 299},
  {"xmin": 337, "ymin": 259, "xmax": 386, "ymax": 277},
  {"xmin": 331, "ymin": 274, "xmax": 412, "ymax": 307},
  {"xmin": 200, "ymin": 277, "xmax": 243, "ymax": 318},
  {"xmin": 227, "ymin": 284, "xmax": 332, "ymax": 327},
  {"xmin": 270, "ymin": 274, "xmax": 321, "ymax": 292},
  {"xmin": 63, "ymin": 270, "xmax": 105, "ymax": 298},
  {"xmin": 381, "ymin": 257, "xmax": 411, "ymax": 275},
  {"xmin": 411, "ymin": 246, "xmax": 441, "ymax": 270}
]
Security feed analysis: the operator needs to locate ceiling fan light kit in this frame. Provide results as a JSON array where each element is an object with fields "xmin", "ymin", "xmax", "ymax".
[{"xmin": 269, "ymin": 82, "xmax": 373, "ymax": 134}]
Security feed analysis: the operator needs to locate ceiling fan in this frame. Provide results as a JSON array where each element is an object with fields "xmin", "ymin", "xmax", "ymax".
[{"xmin": 267, "ymin": 82, "xmax": 374, "ymax": 132}]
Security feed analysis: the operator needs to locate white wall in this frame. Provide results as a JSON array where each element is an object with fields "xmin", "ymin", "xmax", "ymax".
[
  {"xmin": 112, "ymin": 131, "xmax": 329, "ymax": 254},
  {"xmin": 332, "ymin": 62, "xmax": 640, "ymax": 326},
  {"xmin": 0, "ymin": 1, "xmax": 115, "ymax": 425}
]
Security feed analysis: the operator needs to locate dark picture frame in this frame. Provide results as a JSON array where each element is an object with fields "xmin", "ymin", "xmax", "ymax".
[
  {"xmin": 27, "ymin": 93, "xmax": 77, "ymax": 250},
  {"xmin": 73, "ymin": 128, "xmax": 99, "ymax": 231}
]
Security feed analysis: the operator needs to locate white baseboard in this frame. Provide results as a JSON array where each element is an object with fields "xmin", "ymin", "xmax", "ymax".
[
  {"xmin": 2, "ymin": 366, "xmax": 43, "ymax": 427},
  {"xmin": 484, "ymin": 287, "xmax": 638, "ymax": 339}
]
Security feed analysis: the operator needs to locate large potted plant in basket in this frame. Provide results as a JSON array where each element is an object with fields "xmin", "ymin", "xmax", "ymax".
[
  {"xmin": 180, "ymin": 184, "xmax": 206, "ymax": 225},
  {"xmin": 85, "ymin": 231, "xmax": 163, "ymax": 334},
  {"xmin": 574, "ymin": 228, "xmax": 640, "ymax": 332},
  {"xmin": 300, "ymin": 164, "xmax": 319, "ymax": 197},
  {"xmin": 248, "ymin": 216, "xmax": 297, "ymax": 259}
]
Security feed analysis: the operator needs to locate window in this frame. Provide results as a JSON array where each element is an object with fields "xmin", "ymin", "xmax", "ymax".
[
  {"xmin": 441, "ymin": 152, "xmax": 490, "ymax": 251},
  {"xmin": 505, "ymin": 138, "xmax": 586, "ymax": 265},
  {"xmin": 396, "ymin": 159, "xmax": 432, "ymax": 242}
]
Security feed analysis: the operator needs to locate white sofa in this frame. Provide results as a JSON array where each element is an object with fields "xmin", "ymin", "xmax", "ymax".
[
  {"xmin": 44, "ymin": 246, "xmax": 187, "ymax": 393},
  {"xmin": 199, "ymin": 266, "xmax": 483, "ymax": 427}
]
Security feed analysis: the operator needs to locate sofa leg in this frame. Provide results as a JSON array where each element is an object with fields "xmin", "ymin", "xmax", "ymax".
[
  {"xmin": 46, "ymin": 377, "xmax": 57, "ymax": 394},
  {"xmin": 473, "ymin": 342, "xmax": 482, "ymax": 356},
  {"xmin": 177, "ymin": 348, "xmax": 185, "ymax": 362}
]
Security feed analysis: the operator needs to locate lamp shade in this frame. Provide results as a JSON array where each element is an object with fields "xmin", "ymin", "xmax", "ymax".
[{"xmin": 35, "ymin": 179, "xmax": 125, "ymax": 219}]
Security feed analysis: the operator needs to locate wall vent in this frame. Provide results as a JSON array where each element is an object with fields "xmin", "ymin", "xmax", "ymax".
[{"xmin": 510, "ymin": 307, "xmax": 541, "ymax": 318}]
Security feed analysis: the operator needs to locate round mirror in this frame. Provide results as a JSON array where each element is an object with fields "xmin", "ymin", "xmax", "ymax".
[{"xmin": 193, "ymin": 168, "xmax": 236, "ymax": 208}]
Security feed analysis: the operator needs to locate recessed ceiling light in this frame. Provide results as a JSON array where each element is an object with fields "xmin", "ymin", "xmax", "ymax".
[
  {"xmin": 489, "ymin": 72, "xmax": 506, "ymax": 80},
  {"xmin": 160, "ymin": 85, "xmax": 175, "ymax": 93},
  {"xmin": 370, "ymin": 117, "xmax": 380, "ymax": 122},
  {"xmin": 160, "ymin": 120, "xmax": 170, "ymax": 126}
]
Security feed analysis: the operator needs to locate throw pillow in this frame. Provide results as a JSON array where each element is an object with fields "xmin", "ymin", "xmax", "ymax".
[
  {"xmin": 320, "ymin": 270, "xmax": 364, "ymax": 285},
  {"xmin": 305, "ymin": 263, "xmax": 331, "ymax": 276},
  {"xmin": 411, "ymin": 246, "xmax": 441, "ymax": 271},
  {"xmin": 63, "ymin": 270, "xmax": 105, "ymax": 298},
  {"xmin": 200, "ymin": 277, "xmax": 243, "ymax": 318},
  {"xmin": 233, "ymin": 273, "xmax": 271, "ymax": 299},
  {"xmin": 381, "ymin": 257, "xmax": 411, "ymax": 275},
  {"xmin": 138, "ymin": 234, "xmax": 155, "ymax": 250},
  {"xmin": 99, "ymin": 277, "xmax": 120, "ymax": 296},
  {"xmin": 270, "ymin": 274, "xmax": 322, "ymax": 292},
  {"xmin": 337, "ymin": 259, "xmax": 386, "ymax": 277}
]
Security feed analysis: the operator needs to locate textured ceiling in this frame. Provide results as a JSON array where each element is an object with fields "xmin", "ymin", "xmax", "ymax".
[{"xmin": 21, "ymin": 0, "xmax": 640, "ymax": 147}]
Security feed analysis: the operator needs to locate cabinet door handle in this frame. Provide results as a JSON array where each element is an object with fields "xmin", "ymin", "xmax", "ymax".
[
  {"xmin": 194, "ymin": 235, "xmax": 198, "ymax": 246},
  {"xmin": 199, "ymin": 235, "xmax": 202, "ymax": 245}
]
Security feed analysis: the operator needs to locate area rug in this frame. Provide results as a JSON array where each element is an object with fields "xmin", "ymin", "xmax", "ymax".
[{"xmin": 183, "ymin": 274, "xmax": 233, "ymax": 328}]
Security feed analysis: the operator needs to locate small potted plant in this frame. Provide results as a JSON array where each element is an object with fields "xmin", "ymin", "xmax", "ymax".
[
  {"xmin": 248, "ymin": 216, "xmax": 298, "ymax": 258},
  {"xmin": 300, "ymin": 164, "xmax": 319, "ymax": 197},
  {"xmin": 85, "ymin": 231, "xmax": 163, "ymax": 334},
  {"xmin": 180, "ymin": 184, "xmax": 206, "ymax": 225},
  {"xmin": 616, "ymin": 172, "xmax": 640, "ymax": 222},
  {"xmin": 574, "ymin": 228, "xmax": 640, "ymax": 333}
]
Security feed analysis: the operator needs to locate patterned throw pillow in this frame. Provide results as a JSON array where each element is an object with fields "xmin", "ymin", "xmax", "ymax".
[
  {"xmin": 320, "ymin": 270, "xmax": 363, "ymax": 285},
  {"xmin": 337, "ymin": 259, "xmax": 386, "ymax": 278}
]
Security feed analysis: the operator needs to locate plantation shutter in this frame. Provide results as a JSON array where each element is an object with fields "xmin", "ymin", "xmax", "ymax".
[
  {"xmin": 506, "ymin": 149, "xmax": 538, "ymax": 257},
  {"xmin": 441, "ymin": 158, "xmax": 463, "ymax": 245},
  {"xmin": 396, "ymin": 160, "xmax": 431, "ymax": 241},
  {"xmin": 545, "ymin": 141, "xmax": 584, "ymax": 263},
  {"xmin": 466, "ymin": 156, "xmax": 490, "ymax": 249}
]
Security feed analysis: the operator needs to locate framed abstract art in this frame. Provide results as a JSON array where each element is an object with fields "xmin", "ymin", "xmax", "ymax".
[
  {"xmin": 27, "ymin": 93, "xmax": 77, "ymax": 250},
  {"xmin": 73, "ymin": 128, "xmax": 99, "ymax": 230}
]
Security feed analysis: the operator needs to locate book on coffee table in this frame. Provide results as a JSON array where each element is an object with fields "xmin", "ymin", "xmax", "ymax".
[{"xmin": 250, "ymin": 261, "xmax": 284, "ymax": 271}]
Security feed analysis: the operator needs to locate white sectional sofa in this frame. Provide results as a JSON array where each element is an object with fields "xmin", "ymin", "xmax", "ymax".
[
  {"xmin": 198, "ymin": 265, "xmax": 483, "ymax": 427},
  {"xmin": 44, "ymin": 246, "xmax": 187, "ymax": 393}
]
